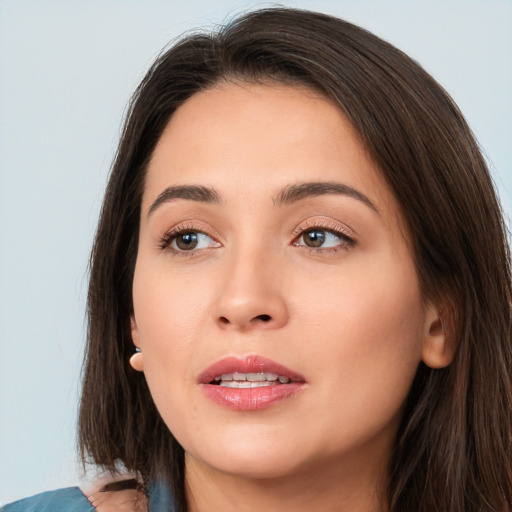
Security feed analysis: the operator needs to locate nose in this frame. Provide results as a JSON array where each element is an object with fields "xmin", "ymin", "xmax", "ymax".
[{"xmin": 214, "ymin": 250, "xmax": 289, "ymax": 332}]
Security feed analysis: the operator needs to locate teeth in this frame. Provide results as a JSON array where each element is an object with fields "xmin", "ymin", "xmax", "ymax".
[
  {"xmin": 220, "ymin": 381, "xmax": 275, "ymax": 388},
  {"xmin": 247, "ymin": 372, "xmax": 266, "ymax": 382},
  {"xmin": 213, "ymin": 372, "xmax": 291, "ymax": 386}
]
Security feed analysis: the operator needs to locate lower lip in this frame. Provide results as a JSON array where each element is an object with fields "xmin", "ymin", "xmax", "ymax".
[{"xmin": 201, "ymin": 382, "xmax": 304, "ymax": 411}]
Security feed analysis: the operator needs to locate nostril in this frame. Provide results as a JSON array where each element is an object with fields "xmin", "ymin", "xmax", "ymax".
[{"xmin": 217, "ymin": 313, "xmax": 273, "ymax": 327}]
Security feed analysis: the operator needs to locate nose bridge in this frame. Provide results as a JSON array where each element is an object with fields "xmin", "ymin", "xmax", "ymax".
[{"xmin": 215, "ymin": 238, "xmax": 289, "ymax": 331}]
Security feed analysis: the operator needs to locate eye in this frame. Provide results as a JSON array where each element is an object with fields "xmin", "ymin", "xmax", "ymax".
[
  {"xmin": 297, "ymin": 229, "xmax": 343, "ymax": 248},
  {"xmin": 292, "ymin": 221, "xmax": 356, "ymax": 253},
  {"xmin": 160, "ymin": 229, "xmax": 221, "ymax": 253}
]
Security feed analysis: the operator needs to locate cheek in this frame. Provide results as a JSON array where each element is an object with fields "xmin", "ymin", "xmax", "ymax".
[
  {"xmin": 131, "ymin": 260, "xmax": 215, "ymax": 399},
  {"xmin": 294, "ymin": 253, "xmax": 425, "ymax": 429},
  {"xmin": 132, "ymin": 260, "xmax": 211, "ymax": 345},
  {"xmin": 131, "ymin": 263, "xmax": 214, "ymax": 437}
]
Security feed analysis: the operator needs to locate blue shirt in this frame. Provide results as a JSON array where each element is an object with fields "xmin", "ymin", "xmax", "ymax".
[{"xmin": 1, "ymin": 482, "xmax": 176, "ymax": 512}]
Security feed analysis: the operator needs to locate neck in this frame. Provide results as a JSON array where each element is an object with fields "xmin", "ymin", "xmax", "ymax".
[{"xmin": 184, "ymin": 452, "xmax": 388, "ymax": 512}]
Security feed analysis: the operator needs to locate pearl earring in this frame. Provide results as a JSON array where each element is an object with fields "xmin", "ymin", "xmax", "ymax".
[{"xmin": 129, "ymin": 347, "xmax": 144, "ymax": 372}]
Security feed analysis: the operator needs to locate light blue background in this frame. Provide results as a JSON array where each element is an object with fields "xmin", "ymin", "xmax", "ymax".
[{"xmin": 1, "ymin": 0, "xmax": 511, "ymax": 503}]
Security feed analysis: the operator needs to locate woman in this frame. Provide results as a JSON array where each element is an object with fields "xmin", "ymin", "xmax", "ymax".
[{"xmin": 4, "ymin": 7, "xmax": 511, "ymax": 512}]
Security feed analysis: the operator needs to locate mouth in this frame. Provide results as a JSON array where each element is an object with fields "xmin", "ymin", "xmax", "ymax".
[
  {"xmin": 210, "ymin": 372, "xmax": 292, "ymax": 388},
  {"xmin": 198, "ymin": 354, "xmax": 305, "ymax": 385},
  {"xmin": 199, "ymin": 355, "xmax": 306, "ymax": 411}
]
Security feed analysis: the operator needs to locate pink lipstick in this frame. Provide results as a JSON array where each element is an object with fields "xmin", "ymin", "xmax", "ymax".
[{"xmin": 199, "ymin": 355, "xmax": 306, "ymax": 411}]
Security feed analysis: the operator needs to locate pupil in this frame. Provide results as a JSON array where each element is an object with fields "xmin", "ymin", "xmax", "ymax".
[
  {"xmin": 176, "ymin": 232, "xmax": 198, "ymax": 250},
  {"xmin": 305, "ymin": 229, "xmax": 325, "ymax": 247}
]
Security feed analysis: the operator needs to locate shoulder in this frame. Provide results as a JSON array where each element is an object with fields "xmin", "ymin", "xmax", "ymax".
[
  {"xmin": 1, "ymin": 481, "xmax": 176, "ymax": 512},
  {"xmin": 1, "ymin": 487, "xmax": 94, "ymax": 512}
]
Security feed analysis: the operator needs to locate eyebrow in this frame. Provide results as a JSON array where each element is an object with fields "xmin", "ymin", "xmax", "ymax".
[
  {"xmin": 148, "ymin": 185, "xmax": 221, "ymax": 216},
  {"xmin": 274, "ymin": 181, "xmax": 379, "ymax": 214},
  {"xmin": 147, "ymin": 181, "xmax": 379, "ymax": 216}
]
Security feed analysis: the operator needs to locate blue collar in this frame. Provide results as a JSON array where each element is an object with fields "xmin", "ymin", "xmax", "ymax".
[{"xmin": 148, "ymin": 481, "xmax": 177, "ymax": 511}]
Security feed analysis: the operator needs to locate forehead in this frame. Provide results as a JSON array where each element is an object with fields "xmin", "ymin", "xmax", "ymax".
[{"xmin": 143, "ymin": 82, "xmax": 399, "ymax": 222}]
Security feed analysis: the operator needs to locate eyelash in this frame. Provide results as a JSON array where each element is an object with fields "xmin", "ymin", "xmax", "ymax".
[
  {"xmin": 292, "ymin": 220, "xmax": 356, "ymax": 254},
  {"xmin": 158, "ymin": 222, "xmax": 220, "ymax": 257},
  {"xmin": 159, "ymin": 220, "xmax": 356, "ymax": 256}
]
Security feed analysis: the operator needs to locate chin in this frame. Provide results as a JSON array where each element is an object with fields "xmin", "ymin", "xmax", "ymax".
[
  {"xmin": 182, "ymin": 429, "xmax": 314, "ymax": 480},
  {"xmin": 200, "ymin": 452, "xmax": 306, "ymax": 480}
]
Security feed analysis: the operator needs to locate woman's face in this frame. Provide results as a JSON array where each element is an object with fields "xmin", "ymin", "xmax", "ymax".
[{"xmin": 131, "ymin": 83, "xmax": 440, "ymax": 481}]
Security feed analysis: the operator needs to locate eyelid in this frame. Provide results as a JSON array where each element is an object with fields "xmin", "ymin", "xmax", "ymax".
[
  {"xmin": 292, "ymin": 217, "xmax": 357, "ymax": 240},
  {"xmin": 158, "ymin": 221, "xmax": 221, "ymax": 251}
]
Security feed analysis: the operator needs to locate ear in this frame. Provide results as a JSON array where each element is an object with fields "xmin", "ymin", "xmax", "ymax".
[
  {"xmin": 129, "ymin": 316, "xmax": 144, "ymax": 372},
  {"xmin": 130, "ymin": 315, "xmax": 140, "ymax": 345},
  {"xmin": 421, "ymin": 301, "xmax": 457, "ymax": 369}
]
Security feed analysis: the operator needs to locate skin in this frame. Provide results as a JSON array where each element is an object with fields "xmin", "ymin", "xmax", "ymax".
[{"xmin": 130, "ymin": 82, "xmax": 450, "ymax": 511}]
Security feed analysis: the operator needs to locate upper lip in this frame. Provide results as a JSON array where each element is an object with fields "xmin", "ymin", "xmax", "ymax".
[{"xmin": 198, "ymin": 355, "xmax": 306, "ymax": 384}]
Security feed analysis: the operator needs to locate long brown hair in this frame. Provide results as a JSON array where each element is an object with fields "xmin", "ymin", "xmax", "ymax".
[{"xmin": 79, "ymin": 8, "xmax": 512, "ymax": 511}]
